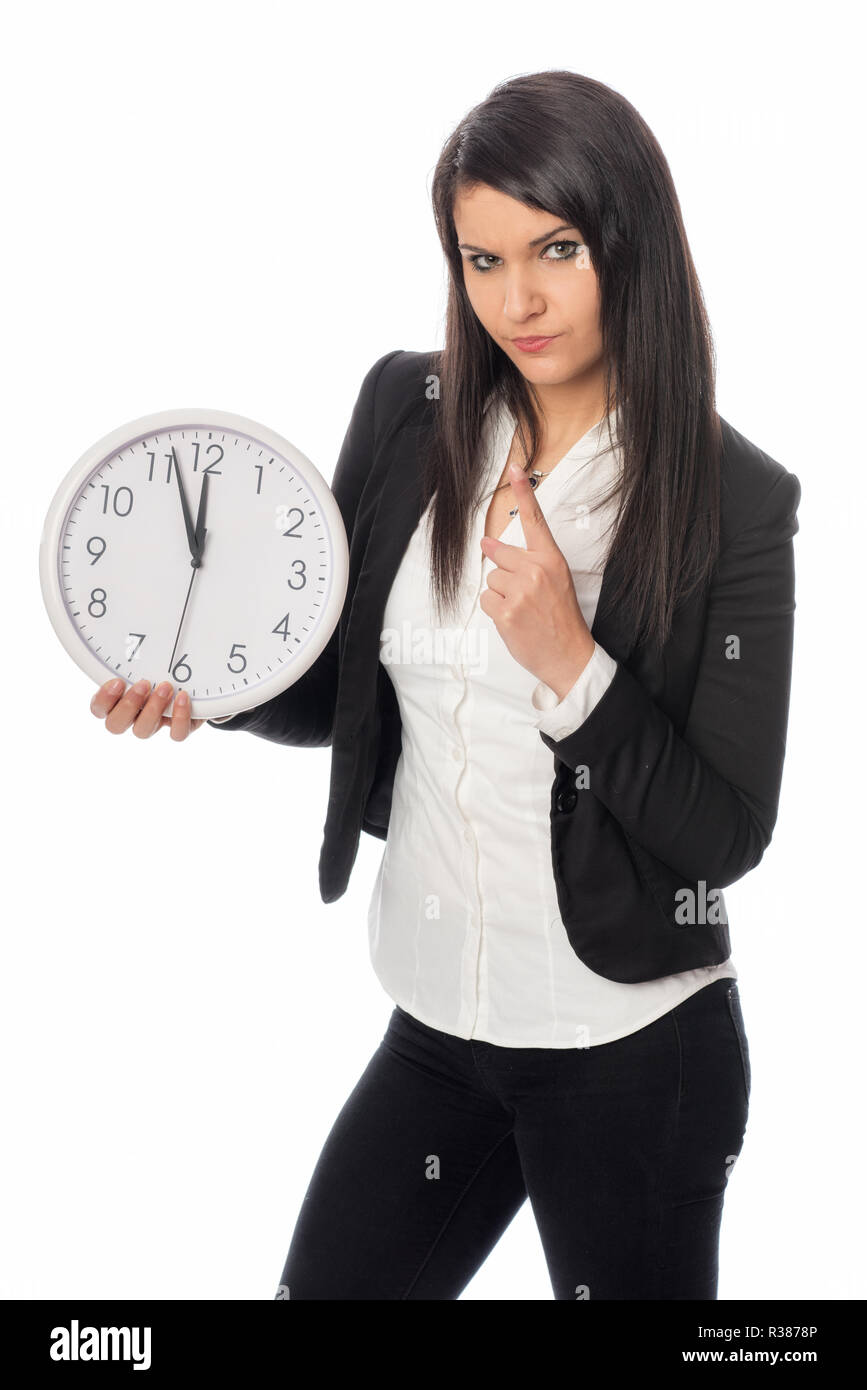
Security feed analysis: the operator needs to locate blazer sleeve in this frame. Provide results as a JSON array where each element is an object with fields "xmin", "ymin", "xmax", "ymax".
[
  {"xmin": 538, "ymin": 469, "xmax": 801, "ymax": 888},
  {"xmin": 208, "ymin": 348, "xmax": 403, "ymax": 747}
]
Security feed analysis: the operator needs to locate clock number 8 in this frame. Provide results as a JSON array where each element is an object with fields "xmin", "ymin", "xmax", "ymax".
[{"xmin": 88, "ymin": 588, "xmax": 107, "ymax": 618}]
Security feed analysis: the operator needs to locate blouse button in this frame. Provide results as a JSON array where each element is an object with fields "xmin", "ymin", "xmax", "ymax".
[{"xmin": 555, "ymin": 788, "xmax": 578, "ymax": 813}]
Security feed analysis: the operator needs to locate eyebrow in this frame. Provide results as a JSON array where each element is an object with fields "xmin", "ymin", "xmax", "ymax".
[{"xmin": 456, "ymin": 223, "xmax": 579, "ymax": 254}]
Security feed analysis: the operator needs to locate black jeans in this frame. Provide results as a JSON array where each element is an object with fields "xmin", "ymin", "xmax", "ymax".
[{"xmin": 277, "ymin": 977, "xmax": 751, "ymax": 1300}]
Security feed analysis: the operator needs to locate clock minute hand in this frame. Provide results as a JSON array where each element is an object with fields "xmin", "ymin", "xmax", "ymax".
[
  {"xmin": 172, "ymin": 447, "xmax": 199, "ymax": 560},
  {"xmin": 192, "ymin": 471, "xmax": 209, "ymax": 561}
]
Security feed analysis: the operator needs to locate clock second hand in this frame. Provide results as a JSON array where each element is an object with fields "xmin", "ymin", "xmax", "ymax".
[
  {"xmin": 167, "ymin": 502, "xmax": 208, "ymax": 682},
  {"xmin": 167, "ymin": 566, "xmax": 199, "ymax": 680}
]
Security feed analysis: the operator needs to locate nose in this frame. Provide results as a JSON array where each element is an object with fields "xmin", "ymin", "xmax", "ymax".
[{"xmin": 502, "ymin": 265, "xmax": 547, "ymax": 323}]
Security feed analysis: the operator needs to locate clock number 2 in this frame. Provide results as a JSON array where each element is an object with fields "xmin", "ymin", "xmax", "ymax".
[{"xmin": 280, "ymin": 507, "xmax": 305, "ymax": 538}]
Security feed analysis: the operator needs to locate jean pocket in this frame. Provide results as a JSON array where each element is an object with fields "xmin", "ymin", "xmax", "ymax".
[{"xmin": 726, "ymin": 984, "xmax": 752, "ymax": 1103}]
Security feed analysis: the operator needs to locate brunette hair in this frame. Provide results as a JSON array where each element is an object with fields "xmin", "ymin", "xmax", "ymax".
[{"xmin": 425, "ymin": 69, "xmax": 721, "ymax": 653}]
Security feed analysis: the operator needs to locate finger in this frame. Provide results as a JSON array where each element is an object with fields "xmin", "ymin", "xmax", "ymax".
[
  {"xmin": 130, "ymin": 681, "xmax": 177, "ymax": 739},
  {"xmin": 506, "ymin": 463, "xmax": 558, "ymax": 551},
  {"xmin": 90, "ymin": 677, "xmax": 128, "ymax": 720},
  {"xmin": 169, "ymin": 688, "xmax": 193, "ymax": 742},
  {"xmin": 160, "ymin": 714, "xmax": 205, "ymax": 732},
  {"xmin": 483, "ymin": 565, "xmax": 514, "ymax": 599},
  {"xmin": 102, "ymin": 677, "xmax": 157, "ymax": 735},
  {"xmin": 480, "ymin": 534, "xmax": 529, "ymax": 571}
]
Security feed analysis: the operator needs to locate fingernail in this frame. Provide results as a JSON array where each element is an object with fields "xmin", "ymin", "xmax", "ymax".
[
  {"xmin": 155, "ymin": 682, "xmax": 172, "ymax": 698},
  {"xmin": 176, "ymin": 690, "xmax": 188, "ymax": 706},
  {"xmin": 107, "ymin": 678, "xmax": 124, "ymax": 694},
  {"xmin": 133, "ymin": 678, "xmax": 150, "ymax": 695}
]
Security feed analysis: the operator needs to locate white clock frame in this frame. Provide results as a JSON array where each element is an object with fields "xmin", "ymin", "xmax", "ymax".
[{"xmin": 39, "ymin": 406, "xmax": 349, "ymax": 721}]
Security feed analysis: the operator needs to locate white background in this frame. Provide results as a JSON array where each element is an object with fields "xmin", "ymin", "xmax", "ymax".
[{"xmin": 2, "ymin": 0, "xmax": 863, "ymax": 1300}]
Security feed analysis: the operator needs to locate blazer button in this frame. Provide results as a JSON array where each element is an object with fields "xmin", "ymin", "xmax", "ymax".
[{"xmin": 555, "ymin": 787, "xmax": 578, "ymax": 813}]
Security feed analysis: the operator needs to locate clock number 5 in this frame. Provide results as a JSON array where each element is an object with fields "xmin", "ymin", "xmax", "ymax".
[{"xmin": 227, "ymin": 643, "xmax": 247, "ymax": 673}]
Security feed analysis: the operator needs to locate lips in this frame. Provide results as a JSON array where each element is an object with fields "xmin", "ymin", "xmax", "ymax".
[{"xmin": 512, "ymin": 335, "xmax": 559, "ymax": 352}]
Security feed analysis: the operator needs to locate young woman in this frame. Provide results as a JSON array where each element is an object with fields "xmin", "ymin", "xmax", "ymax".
[{"xmin": 90, "ymin": 71, "xmax": 800, "ymax": 1299}]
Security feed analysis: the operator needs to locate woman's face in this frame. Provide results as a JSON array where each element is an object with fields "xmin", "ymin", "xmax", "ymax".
[{"xmin": 453, "ymin": 182, "xmax": 604, "ymax": 391}]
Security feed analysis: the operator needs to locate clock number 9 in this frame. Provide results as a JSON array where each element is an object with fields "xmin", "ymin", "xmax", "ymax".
[{"xmin": 87, "ymin": 536, "xmax": 106, "ymax": 565}]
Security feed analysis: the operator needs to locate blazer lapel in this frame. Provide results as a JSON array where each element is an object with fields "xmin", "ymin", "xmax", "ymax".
[{"xmin": 589, "ymin": 542, "xmax": 638, "ymax": 667}]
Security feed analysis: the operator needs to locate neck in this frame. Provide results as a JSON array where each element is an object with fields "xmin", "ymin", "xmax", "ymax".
[{"xmin": 528, "ymin": 363, "xmax": 612, "ymax": 453}]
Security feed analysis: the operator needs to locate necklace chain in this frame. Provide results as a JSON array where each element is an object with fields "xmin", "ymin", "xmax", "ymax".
[{"xmin": 494, "ymin": 466, "xmax": 549, "ymax": 516}]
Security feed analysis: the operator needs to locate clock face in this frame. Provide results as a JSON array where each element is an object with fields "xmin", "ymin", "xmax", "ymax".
[{"xmin": 40, "ymin": 408, "xmax": 348, "ymax": 720}]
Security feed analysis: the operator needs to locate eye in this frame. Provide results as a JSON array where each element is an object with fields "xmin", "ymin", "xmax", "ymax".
[
  {"xmin": 541, "ymin": 241, "xmax": 581, "ymax": 262},
  {"xmin": 467, "ymin": 253, "xmax": 501, "ymax": 274}
]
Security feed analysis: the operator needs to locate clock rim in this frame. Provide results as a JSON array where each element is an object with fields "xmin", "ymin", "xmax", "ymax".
[{"xmin": 38, "ymin": 405, "xmax": 349, "ymax": 720}]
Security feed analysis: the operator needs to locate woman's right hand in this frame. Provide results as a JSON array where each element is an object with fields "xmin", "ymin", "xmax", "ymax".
[{"xmin": 89, "ymin": 678, "xmax": 206, "ymax": 740}]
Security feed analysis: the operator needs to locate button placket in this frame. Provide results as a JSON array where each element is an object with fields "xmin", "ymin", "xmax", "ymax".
[{"xmin": 448, "ymin": 575, "xmax": 489, "ymax": 1036}]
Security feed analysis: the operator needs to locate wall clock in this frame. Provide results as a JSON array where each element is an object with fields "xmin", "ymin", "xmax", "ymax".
[{"xmin": 39, "ymin": 407, "xmax": 349, "ymax": 721}]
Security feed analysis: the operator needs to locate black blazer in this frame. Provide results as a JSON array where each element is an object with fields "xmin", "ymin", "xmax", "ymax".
[{"xmin": 211, "ymin": 349, "xmax": 801, "ymax": 984}]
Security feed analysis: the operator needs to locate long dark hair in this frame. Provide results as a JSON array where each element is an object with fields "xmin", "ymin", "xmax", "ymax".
[{"xmin": 425, "ymin": 69, "xmax": 721, "ymax": 655}]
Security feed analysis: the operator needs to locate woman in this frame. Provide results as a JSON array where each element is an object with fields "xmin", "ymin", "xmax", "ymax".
[{"xmin": 90, "ymin": 71, "xmax": 800, "ymax": 1299}]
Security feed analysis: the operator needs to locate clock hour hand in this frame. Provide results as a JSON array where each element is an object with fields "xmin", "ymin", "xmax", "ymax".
[{"xmin": 172, "ymin": 447, "xmax": 199, "ymax": 560}]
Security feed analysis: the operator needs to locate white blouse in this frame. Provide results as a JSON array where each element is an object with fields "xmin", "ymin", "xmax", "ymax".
[{"xmin": 366, "ymin": 399, "xmax": 736, "ymax": 1047}]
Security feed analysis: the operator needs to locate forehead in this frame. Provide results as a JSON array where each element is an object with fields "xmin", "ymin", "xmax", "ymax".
[{"xmin": 453, "ymin": 184, "xmax": 569, "ymax": 245}]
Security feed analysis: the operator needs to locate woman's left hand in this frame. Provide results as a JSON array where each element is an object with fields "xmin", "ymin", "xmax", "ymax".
[{"xmin": 479, "ymin": 463, "xmax": 596, "ymax": 700}]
